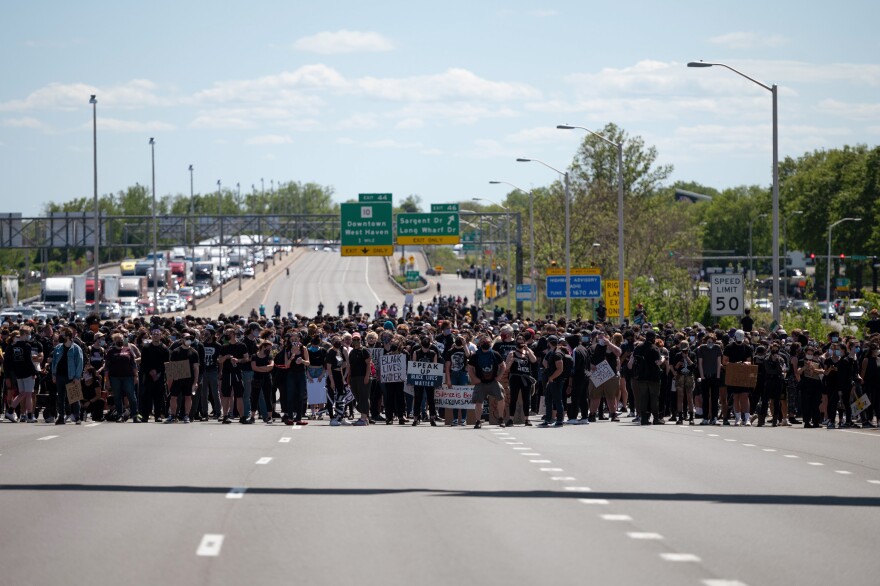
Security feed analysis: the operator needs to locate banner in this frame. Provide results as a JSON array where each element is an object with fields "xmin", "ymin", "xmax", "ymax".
[
  {"xmin": 589, "ymin": 360, "xmax": 616, "ymax": 387},
  {"xmin": 434, "ymin": 385, "xmax": 474, "ymax": 409},
  {"xmin": 380, "ymin": 353, "xmax": 407, "ymax": 383},
  {"xmin": 407, "ymin": 361, "xmax": 444, "ymax": 388},
  {"xmin": 307, "ymin": 377, "xmax": 326, "ymax": 405}
]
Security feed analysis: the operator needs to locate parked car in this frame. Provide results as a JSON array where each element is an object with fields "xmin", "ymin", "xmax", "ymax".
[
  {"xmin": 242, "ymin": 267, "xmax": 255, "ymax": 278},
  {"xmin": 817, "ymin": 301, "xmax": 837, "ymax": 320},
  {"xmin": 846, "ymin": 305, "xmax": 867, "ymax": 322},
  {"xmin": 788, "ymin": 300, "xmax": 813, "ymax": 313},
  {"xmin": 752, "ymin": 298, "xmax": 772, "ymax": 312}
]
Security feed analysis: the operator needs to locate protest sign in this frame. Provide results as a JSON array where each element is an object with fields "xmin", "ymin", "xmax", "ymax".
[
  {"xmin": 407, "ymin": 361, "xmax": 444, "ymax": 388},
  {"xmin": 380, "ymin": 353, "xmax": 406, "ymax": 383},
  {"xmin": 434, "ymin": 385, "xmax": 474, "ymax": 410},
  {"xmin": 589, "ymin": 360, "xmax": 616, "ymax": 387},
  {"xmin": 65, "ymin": 379, "xmax": 84, "ymax": 404}
]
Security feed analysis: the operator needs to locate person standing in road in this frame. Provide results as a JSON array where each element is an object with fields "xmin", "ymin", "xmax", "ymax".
[
  {"xmin": 218, "ymin": 328, "xmax": 249, "ymax": 424},
  {"xmin": 697, "ymin": 334, "xmax": 723, "ymax": 425},
  {"xmin": 325, "ymin": 336, "xmax": 349, "ymax": 426},
  {"xmin": 589, "ymin": 330, "xmax": 623, "ymax": 423},
  {"xmin": 346, "ymin": 333, "xmax": 371, "ymax": 426},
  {"xmin": 139, "ymin": 328, "xmax": 170, "ymax": 422},
  {"xmin": 165, "ymin": 333, "xmax": 200, "ymax": 423},
  {"xmin": 105, "ymin": 333, "xmax": 141, "ymax": 422},
  {"xmin": 50, "ymin": 327, "xmax": 84, "ymax": 425},
  {"xmin": 5, "ymin": 326, "xmax": 39, "ymax": 422},
  {"xmin": 200, "ymin": 327, "xmax": 222, "ymax": 420},
  {"xmin": 250, "ymin": 340, "xmax": 275, "ymax": 424},
  {"xmin": 383, "ymin": 338, "xmax": 407, "ymax": 425},
  {"xmin": 411, "ymin": 335, "xmax": 439, "ymax": 426},
  {"xmin": 504, "ymin": 333, "xmax": 536, "ymax": 427},
  {"xmin": 723, "ymin": 329, "xmax": 754, "ymax": 426},
  {"xmin": 630, "ymin": 330, "xmax": 664, "ymax": 425},
  {"xmin": 670, "ymin": 340, "xmax": 696, "ymax": 424},
  {"xmin": 468, "ymin": 333, "xmax": 506, "ymax": 429},
  {"xmin": 539, "ymin": 335, "xmax": 565, "ymax": 428}
]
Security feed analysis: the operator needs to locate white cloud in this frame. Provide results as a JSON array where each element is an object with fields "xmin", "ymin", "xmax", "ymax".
[
  {"xmin": 389, "ymin": 103, "xmax": 520, "ymax": 125},
  {"xmin": 420, "ymin": 148, "xmax": 443, "ymax": 156},
  {"xmin": 395, "ymin": 117, "xmax": 424, "ymax": 129},
  {"xmin": 95, "ymin": 117, "xmax": 176, "ymax": 132},
  {"xmin": 362, "ymin": 139, "xmax": 423, "ymax": 149},
  {"xmin": 190, "ymin": 114, "xmax": 255, "ymax": 129},
  {"xmin": 818, "ymin": 99, "xmax": 880, "ymax": 120},
  {"xmin": 336, "ymin": 113, "xmax": 379, "ymax": 130},
  {"xmin": 357, "ymin": 68, "xmax": 540, "ymax": 102},
  {"xmin": 0, "ymin": 116, "xmax": 44, "ymax": 129},
  {"xmin": 336, "ymin": 137, "xmax": 356, "ymax": 145},
  {"xmin": 293, "ymin": 30, "xmax": 394, "ymax": 54},
  {"xmin": 0, "ymin": 79, "xmax": 170, "ymax": 112},
  {"xmin": 245, "ymin": 134, "xmax": 293, "ymax": 145},
  {"xmin": 506, "ymin": 126, "xmax": 568, "ymax": 144},
  {"xmin": 709, "ymin": 32, "xmax": 790, "ymax": 50}
]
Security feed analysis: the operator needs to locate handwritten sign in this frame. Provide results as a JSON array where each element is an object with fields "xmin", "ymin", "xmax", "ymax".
[
  {"xmin": 380, "ymin": 353, "xmax": 406, "ymax": 383},
  {"xmin": 307, "ymin": 377, "xmax": 326, "ymax": 405},
  {"xmin": 367, "ymin": 348, "xmax": 384, "ymax": 377},
  {"xmin": 852, "ymin": 393, "xmax": 872, "ymax": 417},
  {"xmin": 589, "ymin": 360, "xmax": 616, "ymax": 387},
  {"xmin": 65, "ymin": 379, "xmax": 84, "ymax": 404},
  {"xmin": 165, "ymin": 360, "xmax": 191, "ymax": 381},
  {"xmin": 434, "ymin": 385, "xmax": 474, "ymax": 409},
  {"xmin": 407, "ymin": 361, "xmax": 444, "ymax": 387}
]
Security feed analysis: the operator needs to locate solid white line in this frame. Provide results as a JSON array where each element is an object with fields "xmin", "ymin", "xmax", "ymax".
[
  {"xmin": 278, "ymin": 437, "xmax": 291, "ymax": 443},
  {"xmin": 835, "ymin": 470, "xmax": 852, "ymax": 475},
  {"xmin": 539, "ymin": 467, "xmax": 563, "ymax": 472},
  {"xmin": 196, "ymin": 534, "xmax": 224, "ymax": 556},
  {"xmin": 578, "ymin": 498, "xmax": 609, "ymax": 505},
  {"xmin": 839, "ymin": 429, "xmax": 880, "ymax": 438},
  {"xmin": 256, "ymin": 457, "xmax": 273, "ymax": 465},
  {"xmin": 660, "ymin": 553, "xmax": 700, "ymax": 562},
  {"xmin": 808, "ymin": 462, "xmax": 824, "ymax": 466},
  {"xmin": 362, "ymin": 256, "xmax": 382, "ymax": 304},
  {"xmin": 692, "ymin": 429, "xmax": 704, "ymax": 432},
  {"xmin": 628, "ymin": 532, "xmax": 663, "ymax": 540},
  {"xmin": 703, "ymin": 581, "xmax": 749, "ymax": 586},
  {"xmin": 529, "ymin": 459, "xmax": 551, "ymax": 463},
  {"xmin": 550, "ymin": 477, "xmax": 576, "ymax": 481},
  {"xmin": 37, "ymin": 435, "xmax": 58, "ymax": 441},
  {"xmin": 784, "ymin": 454, "xmax": 799, "ymax": 458},
  {"xmin": 601, "ymin": 514, "xmax": 633, "ymax": 521},
  {"xmin": 226, "ymin": 487, "xmax": 247, "ymax": 499},
  {"xmin": 763, "ymin": 448, "xmax": 777, "ymax": 452},
  {"xmin": 564, "ymin": 486, "xmax": 592, "ymax": 492},
  {"xmin": 85, "ymin": 422, "xmax": 102, "ymax": 427}
]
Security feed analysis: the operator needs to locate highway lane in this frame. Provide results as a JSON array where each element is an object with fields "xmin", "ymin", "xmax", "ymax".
[{"xmin": 1, "ymin": 416, "xmax": 878, "ymax": 586}]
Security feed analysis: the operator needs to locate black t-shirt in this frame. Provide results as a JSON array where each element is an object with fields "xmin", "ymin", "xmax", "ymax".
[
  {"xmin": 620, "ymin": 340, "xmax": 635, "ymax": 374},
  {"xmin": 347, "ymin": 347, "xmax": 371, "ymax": 377},
  {"xmin": 740, "ymin": 315, "xmax": 754, "ymax": 332},
  {"xmin": 444, "ymin": 346, "xmax": 468, "ymax": 375},
  {"xmin": 203, "ymin": 341, "xmax": 222, "ymax": 372},
  {"xmin": 633, "ymin": 342, "xmax": 662, "ymax": 381},
  {"xmin": 867, "ymin": 318, "xmax": 880, "ymax": 335},
  {"xmin": 543, "ymin": 349, "xmax": 563, "ymax": 382},
  {"xmin": 469, "ymin": 349, "xmax": 503, "ymax": 383},
  {"xmin": 170, "ymin": 345, "xmax": 199, "ymax": 382},
  {"xmin": 696, "ymin": 344, "xmax": 723, "ymax": 378},
  {"xmin": 220, "ymin": 342, "xmax": 248, "ymax": 375},
  {"xmin": 835, "ymin": 355, "xmax": 857, "ymax": 392},
  {"xmin": 492, "ymin": 340, "xmax": 517, "ymax": 361},
  {"xmin": 141, "ymin": 343, "xmax": 170, "ymax": 376},
  {"xmin": 724, "ymin": 342, "xmax": 753, "ymax": 364},
  {"xmin": 56, "ymin": 344, "xmax": 70, "ymax": 378},
  {"xmin": 324, "ymin": 348, "xmax": 346, "ymax": 372},
  {"xmin": 9, "ymin": 340, "xmax": 37, "ymax": 378},
  {"xmin": 508, "ymin": 348, "xmax": 534, "ymax": 379},
  {"xmin": 251, "ymin": 353, "xmax": 272, "ymax": 381}
]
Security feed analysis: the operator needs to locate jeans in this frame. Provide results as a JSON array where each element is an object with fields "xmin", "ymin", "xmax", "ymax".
[
  {"xmin": 286, "ymin": 370, "xmax": 307, "ymax": 421},
  {"xmin": 639, "ymin": 379, "xmax": 661, "ymax": 424},
  {"xmin": 701, "ymin": 377, "xmax": 720, "ymax": 420},
  {"xmin": 201, "ymin": 370, "xmax": 219, "ymax": 417},
  {"xmin": 544, "ymin": 379, "xmax": 564, "ymax": 423},
  {"xmin": 241, "ymin": 371, "xmax": 254, "ymax": 416},
  {"xmin": 55, "ymin": 375, "xmax": 81, "ymax": 420},
  {"xmin": 110, "ymin": 376, "xmax": 138, "ymax": 419}
]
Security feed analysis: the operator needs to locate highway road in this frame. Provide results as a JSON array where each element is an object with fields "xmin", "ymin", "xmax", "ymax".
[{"xmin": 1, "ymin": 416, "xmax": 879, "ymax": 586}]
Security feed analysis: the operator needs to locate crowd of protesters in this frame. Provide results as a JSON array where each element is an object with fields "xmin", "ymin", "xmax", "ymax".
[{"xmin": 3, "ymin": 295, "xmax": 880, "ymax": 431}]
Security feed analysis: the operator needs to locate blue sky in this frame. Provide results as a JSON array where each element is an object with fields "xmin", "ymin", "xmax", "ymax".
[{"xmin": 1, "ymin": 0, "xmax": 878, "ymax": 216}]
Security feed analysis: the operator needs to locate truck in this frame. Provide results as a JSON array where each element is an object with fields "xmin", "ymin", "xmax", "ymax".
[
  {"xmin": 1, "ymin": 275, "xmax": 19, "ymax": 307},
  {"xmin": 147, "ymin": 267, "xmax": 175, "ymax": 292},
  {"xmin": 193, "ymin": 262, "xmax": 219, "ymax": 287},
  {"xmin": 101, "ymin": 275, "xmax": 120, "ymax": 302},
  {"xmin": 168, "ymin": 260, "xmax": 191, "ymax": 286},
  {"xmin": 118, "ymin": 276, "xmax": 147, "ymax": 303},
  {"xmin": 134, "ymin": 260, "xmax": 153, "ymax": 276},
  {"xmin": 42, "ymin": 277, "xmax": 75, "ymax": 305},
  {"xmin": 119, "ymin": 260, "xmax": 137, "ymax": 276}
]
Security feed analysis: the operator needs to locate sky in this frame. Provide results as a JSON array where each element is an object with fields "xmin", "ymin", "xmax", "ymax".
[{"xmin": 1, "ymin": 0, "xmax": 879, "ymax": 216}]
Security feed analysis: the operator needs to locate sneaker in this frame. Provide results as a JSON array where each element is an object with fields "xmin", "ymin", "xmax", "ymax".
[
  {"xmin": 295, "ymin": 420, "xmax": 308, "ymax": 426},
  {"xmin": 452, "ymin": 419, "xmax": 458, "ymax": 426},
  {"xmin": 239, "ymin": 416, "xmax": 253, "ymax": 425},
  {"xmin": 27, "ymin": 414, "xmax": 36, "ymax": 423},
  {"xmin": 744, "ymin": 420, "xmax": 752, "ymax": 427},
  {"xmin": 827, "ymin": 422, "xmax": 836, "ymax": 429},
  {"xmin": 182, "ymin": 416, "xmax": 191, "ymax": 424},
  {"xmin": 734, "ymin": 420, "xmax": 740, "ymax": 427},
  {"xmin": 222, "ymin": 416, "xmax": 231, "ymax": 424},
  {"xmin": 74, "ymin": 416, "xmax": 81, "ymax": 425},
  {"xmin": 553, "ymin": 421, "xmax": 564, "ymax": 427},
  {"xmin": 474, "ymin": 421, "xmax": 482, "ymax": 429},
  {"xmin": 700, "ymin": 419, "xmax": 710, "ymax": 426},
  {"xmin": 524, "ymin": 420, "xmax": 533, "ymax": 426},
  {"xmin": 506, "ymin": 419, "xmax": 514, "ymax": 427},
  {"xmin": 862, "ymin": 421, "xmax": 876, "ymax": 428},
  {"xmin": 711, "ymin": 418, "xmax": 719, "ymax": 426},
  {"xmin": 329, "ymin": 419, "xmax": 342, "ymax": 427},
  {"xmin": 55, "ymin": 418, "xmax": 66, "ymax": 425},
  {"xmin": 353, "ymin": 419, "xmax": 367, "ymax": 426},
  {"xmin": 133, "ymin": 414, "xmax": 145, "ymax": 423},
  {"xmin": 539, "ymin": 421, "xmax": 550, "ymax": 428},
  {"xmin": 65, "ymin": 414, "xmax": 75, "ymax": 423},
  {"xmin": 578, "ymin": 418, "xmax": 590, "ymax": 425},
  {"xmin": 722, "ymin": 419, "xmax": 731, "ymax": 426},
  {"xmin": 497, "ymin": 420, "xmax": 506, "ymax": 428},
  {"xmin": 780, "ymin": 419, "xmax": 790, "ymax": 426},
  {"xmin": 339, "ymin": 419, "xmax": 351, "ymax": 426},
  {"xmin": 164, "ymin": 417, "xmax": 177, "ymax": 424},
  {"xmin": 44, "ymin": 415, "xmax": 56, "ymax": 424}
]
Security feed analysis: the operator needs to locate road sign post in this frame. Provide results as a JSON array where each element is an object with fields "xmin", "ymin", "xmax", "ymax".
[{"xmin": 340, "ymin": 202, "xmax": 393, "ymax": 256}]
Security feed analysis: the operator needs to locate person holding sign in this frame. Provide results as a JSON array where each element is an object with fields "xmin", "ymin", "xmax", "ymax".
[
  {"xmin": 346, "ymin": 333, "xmax": 371, "ymax": 426},
  {"xmin": 505, "ymin": 334, "xmax": 536, "ymax": 427},
  {"xmin": 383, "ymin": 338, "xmax": 407, "ymax": 425},
  {"xmin": 325, "ymin": 336, "xmax": 349, "ymax": 426},
  {"xmin": 165, "ymin": 333, "xmax": 200, "ymax": 424},
  {"xmin": 50, "ymin": 327, "xmax": 84, "ymax": 425},
  {"xmin": 468, "ymin": 333, "xmax": 506, "ymax": 429},
  {"xmin": 411, "ymin": 336, "xmax": 440, "ymax": 426},
  {"xmin": 445, "ymin": 335, "xmax": 471, "ymax": 425},
  {"xmin": 589, "ymin": 330, "xmax": 622, "ymax": 423}
]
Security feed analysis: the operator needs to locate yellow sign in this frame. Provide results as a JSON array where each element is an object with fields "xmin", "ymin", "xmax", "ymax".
[
  {"xmin": 546, "ymin": 267, "xmax": 601, "ymax": 276},
  {"xmin": 399, "ymin": 257, "xmax": 406, "ymax": 264},
  {"xmin": 604, "ymin": 279, "xmax": 631, "ymax": 318},
  {"xmin": 397, "ymin": 235, "xmax": 460, "ymax": 245},
  {"xmin": 342, "ymin": 245, "xmax": 394, "ymax": 257}
]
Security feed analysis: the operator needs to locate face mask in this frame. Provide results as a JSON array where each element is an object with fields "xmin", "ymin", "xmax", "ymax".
[
  {"xmin": 707, "ymin": 342, "xmax": 714, "ymax": 348},
  {"xmin": 835, "ymin": 350, "xmax": 842, "ymax": 357},
  {"xmin": 598, "ymin": 339, "xmax": 606, "ymax": 346},
  {"xmin": 443, "ymin": 329, "xmax": 451, "ymax": 336},
  {"xmin": 115, "ymin": 341, "xmax": 124, "ymax": 348},
  {"xmin": 689, "ymin": 336, "xmax": 695, "ymax": 343},
  {"xmin": 184, "ymin": 340, "xmax": 192, "ymax": 347},
  {"xmin": 480, "ymin": 342, "xmax": 491, "ymax": 350},
  {"xmin": 235, "ymin": 336, "xmax": 243, "ymax": 342},
  {"xmin": 97, "ymin": 340, "xmax": 105, "ymax": 347},
  {"xmin": 23, "ymin": 335, "xmax": 31, "ymax": 341},
  {"xmin": 806, "ymin": 353, "xmax": 814, "ymax": 359},
  {"xmin": 390, "ymin": 345, "xmax": 399, "ymax": 352},
  {"xmin": 170, "ymin": 336, "xmax": 177, "ymax": 343},
  {"xmin": 832, "ymin": 337, "xmax": 839, "ymax": 343}
]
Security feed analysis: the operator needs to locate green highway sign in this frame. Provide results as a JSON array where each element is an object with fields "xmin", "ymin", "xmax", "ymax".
[
  {"xmin": 405, "ymin": 270, "xmax": 420, "ymax": 281},
  {"xmin": 431, "ymin": 203, "xmax": 459, "ymax": 212},
  {"xmin": 340, "ymin": 202, "xmax": 393, "ymax": 256},
  {"xmin": 358, "ymin": 193, "xmax": 392, "ymax": 203},
  {"xmin": 397, "ymin": 212, "xmax": 460, "ymax": 245}
]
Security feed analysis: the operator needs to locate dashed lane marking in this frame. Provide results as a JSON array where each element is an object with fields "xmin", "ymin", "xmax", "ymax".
[
  {"xmin": 539, "ymin": 467, "xmax": 563, "ymax": 472},
  {"xmin": 512, "ymin": 447, "xmax": 530, "ymax": 450},
  {"xmin": 835, "ymin": 470, "xmax": 852, "ymax": 475},
  {"xmin": 703, "ymin": 581, "xmax": 749, "ymax": 586},
  {"xmin": 550, "ymin": 477, "xmax": 576, "ymax": 481},
  {"xmin": 784, "ymin": 455, "xmax": 799, "ymax": 458},
  {"xmin": 37, "ymin": 436, "xmax": 58, "ymax": 441},
  {"xmin": 226, "ymin": 487, "xmax": 247, "ymax": 499},
  {"xmin": 724, "ymin": 439, "xmax": 737, "ymax": 442},
  {"xmin": 601, "ymin": 514, "xmax": 633, "ymax": 521},
  {"xmin": 196, "ymin": 534, "xmax": 224, "ymax": 556},
  {"xmin": 763, "ymin": 449, "xmax": 777, "ymax": 452},
  {"xmin": 564, "ymin": 487, "xmax": 592, "ymax": 492},
  {"xmin": 578, "ymin": 498, "xmax": 610, "ymax": 505},
  {"xmin": 627, "ymin": 532, "xmax": 663, "ymax": 540},
  {"xmin": 660, "ymin": 553, "xmax": 701, "ymax": 562},
  {"xmin": 256, "ymin": 457, "xmax": 273, "ymax": 465},
  {"xmin": 708, "ymin": 434, "xmax": 719, "ymax": 437},
  {"xmin": 529, "ymin": 459, "xmax": 551, "ymax": 463},
  {"xmin": 505, "ymin": 442, "xmax": 524, "ymax": 445},
  {"xmin": 85, "ymin": 422, "xmax": 102, "ymax": 427},
  {"xmin": 742, "ymin": 443, "xmax": 755, "ymax": 447},
  {"xmin": 521, "ymin": 453, "xmax": 541, "ymax": 456},
  {"xmin": 279, "ymin": 437, "xmax": 291, "ymax": 443},
  {"xmin": 808, "ymin": 462, "xmax": 824, "ymax": 466}
]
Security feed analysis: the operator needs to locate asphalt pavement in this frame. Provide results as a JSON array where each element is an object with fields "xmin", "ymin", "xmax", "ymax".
[{"xmin": 1, "ymin": 413, "xmax": 879, "ymax": 586}]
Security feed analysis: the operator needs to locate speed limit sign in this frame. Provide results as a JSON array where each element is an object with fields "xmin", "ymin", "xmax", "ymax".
[{"xmin": 710, "ymin": 274, "xmax": 745, "ymax": 317}]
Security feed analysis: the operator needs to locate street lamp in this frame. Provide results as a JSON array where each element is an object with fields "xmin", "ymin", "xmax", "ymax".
[
  {"xmin": 473, "ymin": 197, "xmax": 512, "ymax": 313},
  {"xmin": 89, "ymin": 95, "xmax": 100, "ymax": 302},
  {"xmin": 688, "ymin": 60, "xmax": 780, "ymax": 324},
  {"xmin": 557, "ymin": 124, "xmax": 626, "ymax": 324},
  {"xmin": 490, "ymin": 180, "xmax": 536, "ymax": 320},
  {"xmin": 149, "ymin": 138, "xmax": 158, "ymax": 309},
  {"xmin": 826, "ymin": 217, "xmax": 861, "ymax": 318},
  {"xmin": 517, "ymin": 157, "xmax": 571, "ymax": 322},
  {"xmin": 783, "ymin": 210, "xmax": 804, "ymax": 301}
]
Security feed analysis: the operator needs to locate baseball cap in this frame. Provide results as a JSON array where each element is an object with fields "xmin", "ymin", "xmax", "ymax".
[
  {"xmin": 734, "ymin": 329, "xmax": 745, "ymax": 342},
  {"xmin": 546, "ymin": 335, "xmax": 559, "ymax": 345}
]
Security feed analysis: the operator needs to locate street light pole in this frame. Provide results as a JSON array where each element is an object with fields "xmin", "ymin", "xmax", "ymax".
[
  {"xmin": 188, "ymin": 165, "xmax": 195, "ymax": 264},
  {"xmin": 517, "ymin": 158, "xmax": 571, "ymax": 322},
  {"xmin": 783, "ymin": 210, "xmax": 804, "ymax": 301},
  {"xmin": 490, "ymin": 180, "xmax": 535, "ymax": 320},
  {"xmin": 237, "ymin": 183, "xmax": 243, "ymax": 292},
  {"xmin": 149, "ymin": 138, "xmax": 158, "ymax": 309},
  {"xmin": 557, "ymin": 125, "xmax": 626, "ymax": 325},
  {"xmin": 688, "ymin": 61, "xmax": 780, "ymax": 324},
  {"xmin": 89, "ymin": 95, "xmax": 100, "ymax": 302},
  {"xmin": 217, "ymin": 179, "xmax": 223, "ymax": 305},
  {"xmin": 826, "ymin": 217, "xmax": 861, "ymax": 319}
]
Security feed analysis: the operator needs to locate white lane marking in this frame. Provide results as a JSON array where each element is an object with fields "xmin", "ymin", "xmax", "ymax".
[
  {"xmin": 742, "ymin": 443, "xmax": 755, "ymax": 447},
  {"xmin": 724, "ymin": 439, "xmax": 737, "ymax": 442},
  {"xmin": 628, "ymin": 532, "xmax": 663, "ymax": 540},
  {"xmin": 601, "ymin": 514, "xmax": 633, "ymax": 521},
  {"xmin": 226, "ymin": 487, "xmax": 247, "ymax": 499},
  {"xmin": 808, "ymin": 462, "xmax": 824, "ymax": 466},
  {"xmin": 835, "ymin": 470, "xmax": 852, "ymax": 475},
  {"xmin": 539, "ymin": 467, "xmax": 563, "ymax": 472},
  {"xmin": 660, "ymin": 553, "xmax": 701, "ymax": 562},
  {"xmin": 529, "ymin": 459, "xmax": 552, "ymax": 463},
  {"xmin": 692, "ymin": 430, "xmax": 704, "ymax": 432},
  {"xmin": 85, "ymin": 422, "xmax": 102, "ymax": 427},
  {"xmin": 763, "ymin": 448, "xmax": 777, "ymax": 452},
  {"xmin": 551, "ymin": 477, "xmax": 576, "ymax": 481},
  {"xmin": 521, "ymin": 453, "xmax": 541, "ymax": 456},
  {"xmin": 708, "ymin": 434, "xmax": 719, "ymax": 437},
  {"xmin": 278, "ymin": 437, "xmax": 291, "ymax": 443},
  {"xmin": 362, "ymin": 256, "xmax": 382, "ymax": 304},
  {"xmin": 564, "ymin": 486, "xmax": 592, "ymax": 492},
  {"xmin": 37, "ymin": 435, "xmax": 58, "ymax": 441},
  {"xmin": 512, "ymin": 447, "xmax": 531, "ymax": 450},
  {"xmin": 839, "ymin": 429, "xmax": 880, "ymax": 438},
  {"xmin": 578, "ymin": 498, "xmax": 609, "ymax": 505},
  {"xmin": 867, "ymin": 480, "xmax": 880, "ymax": 485},
  {"xmin": 196, "ymin": 534, "xmax": 225, "ymax": 557},
  {"xmin": 703, "ymin": 581, "xmax": 749, "ymax": 586},
  {"xmin": 256, "ymin": 457, "xmax": 273, "ymax": 465},
  {"xmin": 784, "ymin": 454, "xmax": 799, "ymax": 458},
  {"xmin": 505, "ymin": 442, "xmax": 524, "ymax": 445}
]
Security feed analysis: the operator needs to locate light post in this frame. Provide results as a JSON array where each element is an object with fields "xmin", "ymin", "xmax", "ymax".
[
  {"xmin": 748, "ymin": 213, "xmax": 768, "ymax": 303},
  {"xmin": 473, "ymin": 197, "xmax": 512, "ymax": 313},
  {"xmin": 783, "ymin": 210, "xmax": 804, "ymax": 301},
  {"xmin": 89, "ymin": 95, "xmax": 100, "ymax": 301},
  {"xmin": 149, "ymin": 138, "xmax": 158, "ymax": 309},
  {"xmin": 826, "ymin": 217, "xmax": 861, "ymax": 319},
  {"xmin": 237, "ymin": 183, "xmax": 243, "ymax": 292},
  {"xmin": 557, "ymin": 124, "xmax": 626, "ymax": 324},
  {"xmin": 217, "ymin": 179, "xmax": 223, "ymax": 305},
  {"xmin": 188, "ymin": 165, "xmax": 195, "ymax": 264},
  {"xmin": 490, "ymin": 180, "xmax": 535, "ymax": 320},
  {"xmin": 517, "ymin": 157, "xmax": 571, "ymax": 322},
  {"xmin": 688, "ymin": 60, "xmax": 780, "ymax": 324}
]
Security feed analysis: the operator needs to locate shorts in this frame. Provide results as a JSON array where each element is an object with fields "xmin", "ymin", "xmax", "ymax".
[
  {"xmin": 16, "ymin": 377, "xmax": 35, "ymax": 393},
  {"xmin": 589, "ymin": 376, "xmax": 620, "ymax": 402},
  {"xmin": 472, "ymin": 381, "xmax": 504, "ymax": 404},
  {"xmin": 221, "ymin": 371, "xmax": 244, "ymax": 398},
  {"xmin": 728, "ymin": 385, "xmax": 751, "ymax": 395},
  {"xmin": 170, "ymin": 380, "xmax": 195, "ymax": 401}
]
